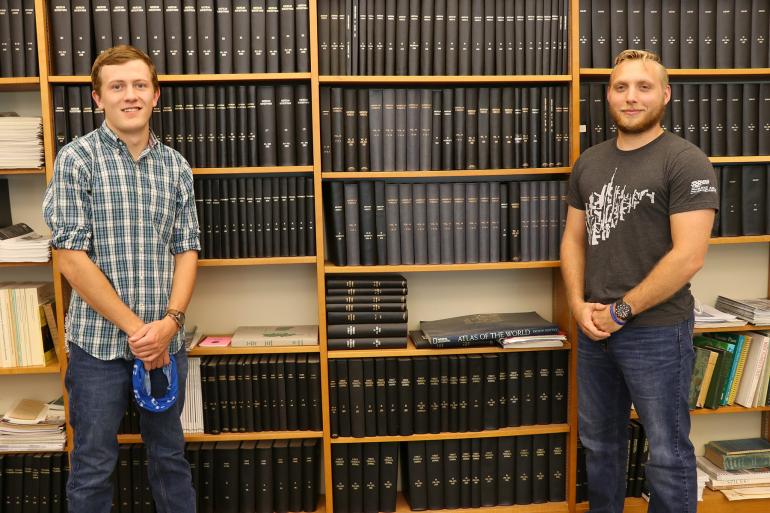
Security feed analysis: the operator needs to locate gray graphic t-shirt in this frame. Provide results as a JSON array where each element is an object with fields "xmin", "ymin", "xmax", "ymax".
[{"xmin": 567, "ymin": 131, "xmax": 719, "ymax": 326}]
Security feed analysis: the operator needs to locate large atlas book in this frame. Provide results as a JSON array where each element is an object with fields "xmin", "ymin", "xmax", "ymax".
[
  {"xmin": 231, "ymin": 325, "xmax": 318, "ymax": 347},
  {"xmin": 417, "ymin": 311, "xmax": 558, "ymax": 347}
]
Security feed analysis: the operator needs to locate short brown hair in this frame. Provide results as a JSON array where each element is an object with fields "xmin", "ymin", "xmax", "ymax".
[
  {"xmin": 612, "ymin": 49, "xmax": 669, "ymax": 87},
  {"xmin": 91, "ymin": 45, "xmax": 159, "ymax": 95}
]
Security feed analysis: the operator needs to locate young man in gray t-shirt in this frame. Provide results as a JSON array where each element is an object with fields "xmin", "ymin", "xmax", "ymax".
[{"xmin": 561, "ymin": 50, "xmax": 718, "ymax": 513}]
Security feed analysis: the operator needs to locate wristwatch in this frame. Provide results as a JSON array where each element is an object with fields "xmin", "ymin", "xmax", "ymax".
[
  {"xmin": 165, "ymin": 308, "xmax": 186, "ymax": 330},
  {"xmin": 612, "ymin": 300, "xmax": 633, "ymax": 325}
]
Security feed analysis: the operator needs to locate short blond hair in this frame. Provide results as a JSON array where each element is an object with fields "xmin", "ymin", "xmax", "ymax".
[
  {"xmin": 91, "ymin": 45, "xmax": 159, "ymax": 95},
  {"xmin": 612, "ymin": 49, "xmax": 669, "ymax": 88}
]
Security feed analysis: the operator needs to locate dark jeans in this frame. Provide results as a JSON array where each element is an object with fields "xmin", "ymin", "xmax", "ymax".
[
  {"xmin": 578, "ymin": 317, "xmax": 696, "ymax": 513},
  {"xmin": 65, "ymin": 343, "xmax": 195, "ymax": 513}
]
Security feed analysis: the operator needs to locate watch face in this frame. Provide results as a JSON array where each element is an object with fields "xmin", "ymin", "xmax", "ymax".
[{"xmin": 615, "ymin": 302, "xmax": 632, "ymax": 321}]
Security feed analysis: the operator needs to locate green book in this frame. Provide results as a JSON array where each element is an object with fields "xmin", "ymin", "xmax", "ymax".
[
  {"xmin": 688, "ymin": 347, "xmax": 713, "ymax": 409},
  {"xmin": 694, "ymin": 335, "xmax": 736, "ymax": 407},
  {"xmin": 705, "ymin": 438, "xmax": 770, "ymax": 471}
]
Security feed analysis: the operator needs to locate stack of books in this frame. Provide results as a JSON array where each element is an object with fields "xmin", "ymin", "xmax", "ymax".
[
  {"xmin": 325, "ymin": 275, "xmax": 408, "ymax": 350},
  {"xmin": 0, "ymin": 399, "xmax": 66, "ymax": 452},
  {"xmin": 231, "ymin": 325, "xmax": 318, "ymax": 348},
  {"xmin": 689, "ymin": 332, "xmax": 770, "ymax": 410},
  {"xmin": 0, "ymin": 223, "xmax": 51, "ymax": 263},
  {"xmin": 699, "ymin": 438, "xmax": 770, "ymax": 499},
  {"xmin": 412, "ymin": 311, "xmax": 562, "ymax": 349},
  {"xmin": 694, "ymin": 303, "xmax": 747, "ymax": 329},
  {"xmin": 0, "ymin": 115, "xmax": 43, "ymax": 168},
  {"xmin": 715, "ymin": 296, "xmax": 770, "ymax": 325},
  {"xmin": 0, "ymin": 282, "xmax": 56, "ymax": 368}
]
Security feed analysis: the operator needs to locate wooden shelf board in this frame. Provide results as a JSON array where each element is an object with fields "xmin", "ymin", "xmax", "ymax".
[
  {"xmin": 0, "ymin": 260, "xmax": 51, "ymax": 267},
  {"xmin": 710, "ymin": 235, "xmax": 770, "ymax": 245},
  {"xmin": 320, "ymin": 75, "xmax": 572, "ymax": 84},
  {"xmin": 694, "ymin": 325, "xmax": 770, "ymax": 334},
  {"xmin": 0, "ymin": 77, "xmax": 40, "ymax": 90},
  {"xmin": 49, "ymin": 73, "xmax": 311, "ymax": 83},
  {"xmin": 709, "ymin": 156, "xmax": 770, "ymax": 164},
  {"xmin": 581, "ymin": 68, "xmax": 770, "ymax": 77},
  {"xmin": 327, "ymin": 337, "xmax": 570, "ymax": 358},
  {"xmin": 395, "ymin": 494, "xmax": 569, "ymax": 512},
  {"xmin": 193, "ymin": 165, "xmax": 314, "ymax": 175},
  {"xmin": 0, "ymin": 168, "xmax": 45, "ymax": 175},
  {"xmin": 332, "ymin": 424, "xmax": 570, "ymax": 444},
  {"xmin": 322, "ymin": 167, "xmax": 571, "ymax": 179},
  {"xmin": 198, "ymin": 256, "xmax": 316, "ymax": 267},
  {"xmin": 0, "ymin": 360, "xmax": 60, "ymax": 375},
  {"xmin": 117, "ymin": 430, "xmax": 323, "ymax": 444},
  {"xmin": 631, "ymin": 405, "xmax": 770, "ymax": 420},
  {"xmin": 324, "ymin": 261, "xmax": 560, "ymax": 273},
  {"xmin": 578, "ymin": 489, "xmax": 770, "ymax": 513},
  {"xmin": 190, "ymin": 344, "xmax": 320, "ymax": 356}
]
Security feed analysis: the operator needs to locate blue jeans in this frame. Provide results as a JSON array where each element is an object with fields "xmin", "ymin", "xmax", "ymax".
[
  {"xmin": 65, "ymin": 343, "xmax": 196, "ymax": 513},
  {"xmin": 578, "ymin": 317, "xmax": 696, "ymax": 513}
]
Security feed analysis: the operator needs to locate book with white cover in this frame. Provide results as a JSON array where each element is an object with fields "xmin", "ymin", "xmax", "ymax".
[{"xmin": 231, "ymin": 325, "xmax": 319, "ymax": 347}]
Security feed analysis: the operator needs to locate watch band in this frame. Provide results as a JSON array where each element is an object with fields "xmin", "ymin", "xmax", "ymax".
[
  {"xmin": 165, "ymin": 309, "xmax": 185, "ymax": 330},
  {"xmin": 609, "ymin": 304, "xmax": 626, "ymax": 326}
]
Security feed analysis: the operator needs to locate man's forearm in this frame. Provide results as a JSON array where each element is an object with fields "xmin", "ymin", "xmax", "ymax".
[
  {"xmin": 560, "ymin": 238, "xmax": 586, "ymax": 311},
  {"xmin": 623, "ymin": 248, "xmax": 704, "ymax": 316},
  {"xmin": 167, "ymin": 250, "xmax": 198, "ymax": 313},
  {"xmin": 57, "ymin": 249, "xmax": 144, "ymax": 335}
]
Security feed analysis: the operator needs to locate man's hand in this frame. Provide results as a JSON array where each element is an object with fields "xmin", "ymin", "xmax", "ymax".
[
  {"xmin": 128, "ymin": 317, "xmax": 178, "ymax": 370},
  {"xmin": 591, "ymin": 305, "xmax": 624, "ymax": 336},
  {"xmin": 574, "ymin": 301, "xmax": 612, "ymax": 341}
]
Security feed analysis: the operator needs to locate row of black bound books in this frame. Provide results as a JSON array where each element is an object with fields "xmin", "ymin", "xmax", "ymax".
[
  {"xmin": 320, "ymin": 85, "xmax": 570, "ymax": 172},
  {"xmin": 317, "ymin": 0, "xmax": 569, "ymax": 76},
  {"xmin": 48, "ymin": 0, "xmax": 310, "ymax": 75},
  {"xmin": 401, "ymin": 434, "xmax": 567, "ymax": 510},
  {"xmin": 574, "ymin": 420, "xmax": 649, "ymax": 502},
  {"xmin": 328, "ymin": 350, "xmax": 569, "ymax": 438},
  {"xmin": 193, "ymin": 176, "xmax": 316, "ymax": 260},
  {"xmin": 0, "ymin": 452, "xmax": 68, "ymax": 513},
  {"xmin": 0, "ymin": 0, "xmax": 37, "ymax": 77},
  {"xmin": 581, "ymin": 82, "xmax": 770, "ymax": 156},
  {"xmin": 119, "ymin": 354, "xmax": 323, "ymax": 435},
  {"xmin": 579, "ymin": 0, "xmax": 770, "ymax": 69},
  {"xmin": 110, "ymin": 441, "xmax": 320, "ymax": 513},
  {"xmin": 326, "ymin": 274, "xmax": 409, "ymax": 350},
  {"xmin": 324, "ymin": 180, "xmax": 568, "ymax": 267},
  {"xmin": 714, "ymin": 165, "xmax": 770, "ymax": 238},
  {"xmin": 330, "ymin": 442, "xmax": 398, "ymax": 513},
  {"xmin": 54, "ymin": 84, "xmax": 314, "ymax": 168}
]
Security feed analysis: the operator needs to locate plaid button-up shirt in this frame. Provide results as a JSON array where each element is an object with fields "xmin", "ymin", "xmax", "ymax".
[{"xmin": 43, "ymin": 123, "xmax": 200, "ymax": 360}]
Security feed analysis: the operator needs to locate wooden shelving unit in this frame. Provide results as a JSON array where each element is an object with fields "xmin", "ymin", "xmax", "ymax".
[
  {"xmin": 0, "ymin": 260, "xmax": 51, "ymax": 267},
  {"xmin": 322, "ymin": 167, "xmax": 572, "ymax": 179},
  {"xmin": 327, "ymin": 338, "xmax": 570, "ymax": 359},
  {"xmin": 192, "ymin": 165, "xmax": 314, "ymax": 175},
  {"xmin": 331, "ymin": 424, "xmax": 570, "ymax": 444},
  {"xmin": 48, "ymin": 72, "xmax": 313, "ymax": 84},
  {"xmin": 117, "ymin": 431, "xmax": 323, "ymax": 444},
  {"xmin": 189, "ymin": 344, "xmax": 320, "ymax": 356},
  {"xmin": 0, "ymin": 168, "xmax": 46, "ymax": 175},
  {"xmin": 324, "ymin": 261, "xmax": 561, "ymax": 273},
  {"xmin": 197, "ymin": 256, "xmax": 317, "ymax": 267},
  {"xmin": 0, "ymin": 360, "xmax": 60, "ymax": 375},
  {"xmin": 577, "ymin": 489, "xmax": 770, "ymax": 513},
  {"xmin": 0, "ymin": 76, "xmax": 40, "ymax": 91},
  {"xmin": 396, "ymin": 494, "xmax": 570, "ymax": 513},
  {"xmin": 319, "ymin": 75, "xmax": 573, "ymax": 84}
]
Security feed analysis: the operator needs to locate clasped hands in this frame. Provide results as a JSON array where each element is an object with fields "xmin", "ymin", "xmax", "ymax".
[
  {"xmin": 575, "ymin": 302, "xmax": 624, "ymax": 341},
  {"xmin": 128, "ymin": 316, "xmax": 179, "ymax": 370}
]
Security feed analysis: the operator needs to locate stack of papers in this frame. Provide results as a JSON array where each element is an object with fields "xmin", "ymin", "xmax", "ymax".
[
  {"xmin": 715, "ymin": 296, "xmax": 770, "ymax": 325},
  {"xmin": 0, "ymin": 115, "xmax": 44, "ymax": 169},
  {"xmin": 0, "ymin": 223, "xmax": 50, "ymax": 262},
  {"xmin": 694, "ymin": 303, "xmax": 748, "ymax": 329},
  {"xmin": 499, "ymin": 332, "xmax": 567, "ymax": 349},
  {"xmin": 0, "ymin": 398, "xmax": 66, "ymax": 451}
]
